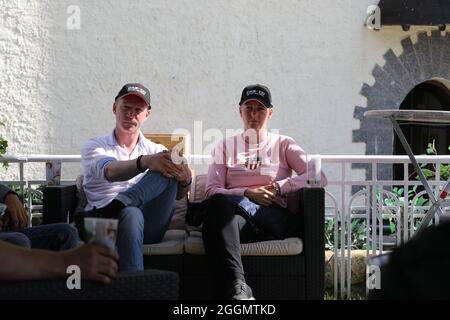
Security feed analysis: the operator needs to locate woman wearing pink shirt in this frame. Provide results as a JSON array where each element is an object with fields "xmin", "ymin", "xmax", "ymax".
[{"xmin": 202, "ymin": 84, "xmax": 327, "ymax": 300}]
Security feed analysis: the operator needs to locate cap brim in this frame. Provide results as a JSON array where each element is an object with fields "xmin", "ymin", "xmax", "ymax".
[
  {"xmin": 240, "ymin": 98, "xmax": 271, "ymax": 108},
  {"xmin": 117, "ymin": 92, "xmax": 151, "ymax": 107}
]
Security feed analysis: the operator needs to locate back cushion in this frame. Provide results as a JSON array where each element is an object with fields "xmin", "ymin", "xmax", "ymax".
[
  {"xmin": 169, "ymin": 172, "xmax": 205, "ymax": 230},
  {"xmin": 192, "ymin": 174, "xmax": 207, "ymax": 202},
  {"xmin": 168, "ymin": 196, "xmax": 188, "ymax": 229}
]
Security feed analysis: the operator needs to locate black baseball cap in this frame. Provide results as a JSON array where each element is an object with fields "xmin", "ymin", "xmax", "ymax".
[
  {"xmin": 115, "ymin": 83, "xmax": 151, "ymax": 108},
  {"xmin": 239, "ymin": 84, "xmax": 272, "ymax": 108}
]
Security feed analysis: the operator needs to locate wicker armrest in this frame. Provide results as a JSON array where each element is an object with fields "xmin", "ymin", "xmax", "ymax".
[
  {"xmin": 299, "ymin": 187, "xmax": 325, "ymax": 300},
  {"xmin": 0, "ymin": 269, "xmax": 179, "ymax": 300}
]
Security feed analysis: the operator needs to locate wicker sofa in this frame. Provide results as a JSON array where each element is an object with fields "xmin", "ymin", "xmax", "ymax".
[
  {"xmin": 0, "ymin": 270, "xmax": 179, "ymax": 300},
  {"xmin": 42, "ymin": 174, "xmax": 325, "ymax": 300}
]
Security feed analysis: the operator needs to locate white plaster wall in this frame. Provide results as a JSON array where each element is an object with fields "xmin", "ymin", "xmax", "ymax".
[{"xmin": 0, "ymin": 0, "xmax": 439, "ymax": 179}]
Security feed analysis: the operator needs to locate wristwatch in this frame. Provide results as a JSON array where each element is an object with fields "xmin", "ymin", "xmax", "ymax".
[{"xmin": 273, "ymin": 182, "xmax": 281, "ymax": 196}]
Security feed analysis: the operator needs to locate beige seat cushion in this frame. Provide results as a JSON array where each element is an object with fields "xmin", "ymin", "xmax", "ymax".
[
  {"xmin": 185, "ymin": 231, "xmax": 303, "ymax": 256},
  {"xmin": 142, "ymin": 229, "xmax": 186, "ymax": 255}
]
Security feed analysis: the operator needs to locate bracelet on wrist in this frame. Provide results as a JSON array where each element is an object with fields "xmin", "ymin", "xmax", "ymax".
[{"xmin": 136, "ymin": 155, "xmax": 146, "ymax": 173}]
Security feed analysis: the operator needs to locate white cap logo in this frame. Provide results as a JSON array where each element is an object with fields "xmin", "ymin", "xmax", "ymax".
[
  {"xmin": 246, "ymin": 90, "xmax": 265, "ymax": 97},
  {"xmin": 127, "ymin": 86, "xmax": 146, "ymax": 96}
]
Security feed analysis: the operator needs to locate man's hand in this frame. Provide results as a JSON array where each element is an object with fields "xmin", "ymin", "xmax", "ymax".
[
  {"xmin": 244, "ymin": 185, "xmax": 284, "ymax": 207},
  {"xmin": 4, "ymin": 193, "xmax": 29, "ymax": 230},
  {"xmin": 62, "ymin": 244, "xmax": 119, "ymax": 284},
  {"xmin": 175, "ymin": 161, "xmax": 191, "ymax": 185},
  {"xmin": 175, "ymin": 161, "xmax": 192, "ymax": 200},
  {"xmin": 144, "ymin": 151, "xmax": 185, "ymax": 179}
]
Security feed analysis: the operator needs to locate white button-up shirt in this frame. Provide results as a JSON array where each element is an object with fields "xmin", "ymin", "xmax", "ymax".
[{"xmin": 81, "ymin": 130, "xmax": 166, "ymax": 210}]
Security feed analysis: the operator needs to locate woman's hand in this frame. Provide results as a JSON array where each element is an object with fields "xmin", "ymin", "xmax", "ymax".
[{"xmin": 244, "ymin": 185, "xmax": 284, "ymax": 207}]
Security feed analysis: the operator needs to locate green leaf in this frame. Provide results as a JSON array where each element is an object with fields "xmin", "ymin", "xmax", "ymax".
[
  {"xmin": 415, "ymin": 196, "xmax": 428, "ymax": 206},
  {"xmin": 0, "ymin": 122, "xmax": 9, "ymax": 169},
  {"xmin": 0, "ymin": 138, "xmax": 8, "ymax": 156},
  {"xmin": 440, "ymin": 164, "xmax": 450, "ymax": 180},
  {"xmin": 421, "ymin": 168, "xmax": 435, "ymax": 178},
  {"xmin": 389, "ymin": 221, "xmax": 396, "ymax": 233},
  {"xmin": 426, "ymin": 141, "xmax": 437, "ymax": 155}
]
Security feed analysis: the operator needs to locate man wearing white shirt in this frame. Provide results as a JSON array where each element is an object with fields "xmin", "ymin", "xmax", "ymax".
[{"xmin": 80, "ymin": 83, "xmax": 191, "ymax": 272}]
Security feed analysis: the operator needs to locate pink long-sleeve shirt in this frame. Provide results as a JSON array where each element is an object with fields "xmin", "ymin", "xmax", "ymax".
[{"xmin": 205, "ymin": 133, "xmax": 327, "ymax": 199}]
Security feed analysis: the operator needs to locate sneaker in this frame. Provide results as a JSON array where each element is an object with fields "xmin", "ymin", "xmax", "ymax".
[{"xmin": 227, "ymin": 280, "xmax": 255, "ymax": 300}]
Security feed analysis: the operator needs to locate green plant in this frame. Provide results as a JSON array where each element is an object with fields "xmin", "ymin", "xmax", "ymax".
[
  {"xmin": 421, "ymin": 140, "xmax": 450, "ymax": 181},
  {"xmin": 380, "ymin": 139, "xmax": 450, "ymax": 240},
  {"xmin": 384, "ymin": 185, "xmax": 428, "ymax": 235},
  {"xmin": 325, "ymin": 217, "xmax": 367, "ymax": 250},
  {"xmin": 325, "ymin": 218, "xmax": 335, "ymax": 249},
  {"xmin": 388, "ymin": 185, "xmax": 427, "ymax": 207},
  {"xmin": 349, "ymin": 218, "xmax": 367, "ymax": 249},
  {"xmin": 0, "ymin": 122, "xmax": 8, "ymax": 169}
]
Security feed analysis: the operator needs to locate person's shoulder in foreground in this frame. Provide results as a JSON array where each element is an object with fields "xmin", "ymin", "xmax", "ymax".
[{"xmin": 369, "ymin": 221, "xmax": 450, "ymax": 299}]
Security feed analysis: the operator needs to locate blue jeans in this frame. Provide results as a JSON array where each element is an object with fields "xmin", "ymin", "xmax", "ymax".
[
  {"xmin": 0, "ymin": 223, "xmax": 78, "ymax": 250},
  {"xmin": 113, "ymin": 171, "xmax": 178, "ymax": 272}
]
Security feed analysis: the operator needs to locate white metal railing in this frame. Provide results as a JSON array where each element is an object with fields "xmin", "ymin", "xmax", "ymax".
[
  {"xmin": 0, "ymin": 155, "xmax": 82, "ymax": 225},
  {"xmin": 322, "ymin": 155, "xmax": 450, "ymax": 299},
  {"xmin": 1, "ymin": 154, "xmax": 450, "ymax": 299}
]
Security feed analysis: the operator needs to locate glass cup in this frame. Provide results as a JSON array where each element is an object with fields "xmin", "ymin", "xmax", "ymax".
[
  {"xmin": 83, "ymin": 217, "xmax": 118, "ymax": 250},
  {"xmin": 306, "ymin": 154, "xmax": 322, "ymax": 187}
]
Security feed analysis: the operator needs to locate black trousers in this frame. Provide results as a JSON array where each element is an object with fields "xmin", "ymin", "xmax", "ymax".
[{"xmin": 201, "ymin": 193, "xmax": 301, "ymax": 298}]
